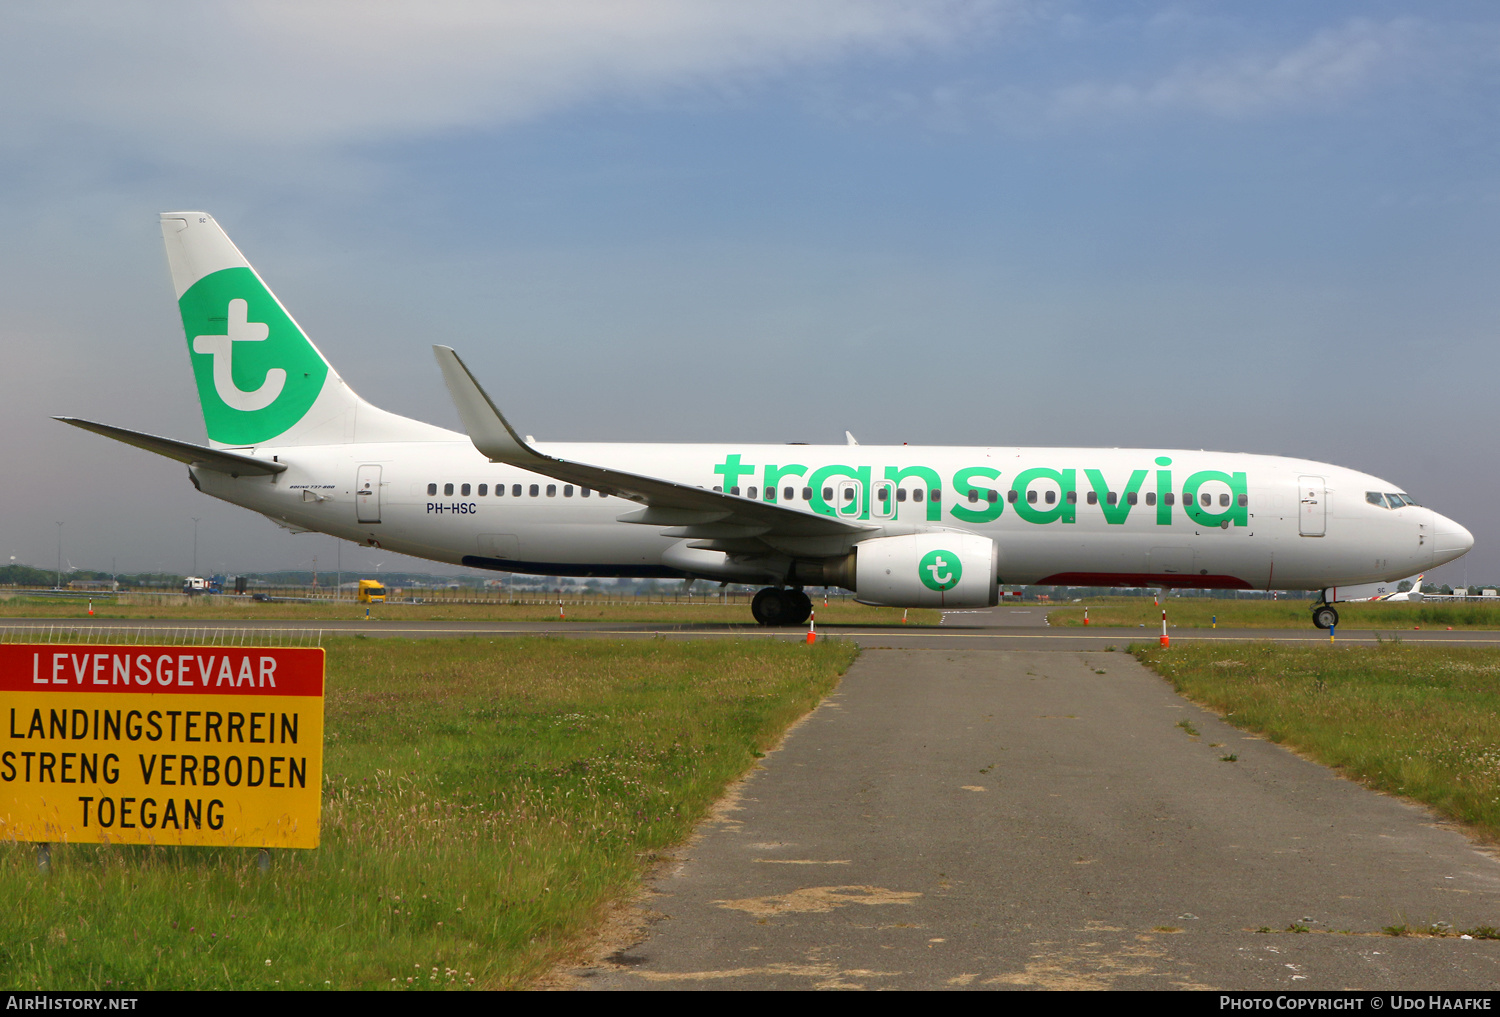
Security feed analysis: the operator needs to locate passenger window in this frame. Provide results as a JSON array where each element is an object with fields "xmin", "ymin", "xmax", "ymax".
[
  {"xmin": 1219, "ymin": 493, "xmax": 1229, "ymax": 507},
  {"xmin": 547, "ymin": 485, "xmax": 557, "ymax": 497},
  {"xmin": 1086, "ymin": 491, "xmax": 1098, "ymax": 505},
  {"xmin": 880, "ymin": 487, "xmax": 892, "ymax": 502},
  {"xmin": 1066, "ymin": 491, "xmax": 1077, "ymax": 504},
  {"xmin": 802, "ymin": 487, "xmax": 812, "ymax": 501},
  {"xmin": 564, "ymin": 485, "xmax": 573, "ymax": 497},
  {"xmin": 1044, "ymin": 490, "xmax": 1055, "ymax": 504},
  {"xmin": 1201, "ymin": 493, "xmax": 1211, "ymax": 507},
  {"xmin": 496, "ymin": 484, "xmax": 505, "ymax": 496},
  {"xmin": 1107, "ymin": 492, "xmax": 1117, "ymax": 506},
  {"xmin": 766, "ymin": 487, "xmax": 776, "ymax": 502},
  {"xmin": 444, "ymin": 483, "xmax": 454, "ymax": 496},
  {"xmin": 461, "ymin": 483, "xmax": 471, "ymax": 496},
  {"xmin": 986, "ymin": 490, "xmax": 998, "ymax": 504},
  {"xmin": 967, "ymin": 490, "xmax": 979, "ymax": 503},
  {"xmin": 1237, "ymin": 494, "xmax": 1248, "ymax": 507},
  {"xmin": 785, "ymin": 487, "xmax": 795, "ymax": 501},
  {"xmin": 1126, "ymin": 492, "xmax": 1137, "ymax": 506},
  {"xmin": 913, "ymin": 489, "xmax": 924, "ymax": 503},
  {"xmin": 1008, "ymin": 490, "xmax": 1019, "ymax": 504},
  {"xmin": 931, "ymin": 489, "xmax": 941, "ymax": 502},
  {"xmin": 713, "ymin": 486, "xmax": 722, "ymax": 492},
  {"xmin": 581, "ymin": 487, "xmax": 591, "ymax": 498},
  {"xmin": 478, "ymin": 484, "xmax": 487, "ymax": 496},
  {"xmin": 843, "ymin": 487, "xmax": 857, "ymax": 503},
  {"xmin": 897, "ymin": 489, "xmax": 907, "ymax": 503},
  {"xmin": 529, "ymin": 484, "xmax": 539, "ymax": 497},
  {"xmin": 1165, "ymin": 492, "xmax": 1175, "ymax": 506},
  {"xmin": 732, "ymin": 486, "xmax": 741, "ymax": 496},
  {"xmin": 1027, "ymin": 490, "xmax": 1037, "ymax": 504},
  {"xmin": 513, "ymin": 484, "xmax": 523, "ymax": 497},
  {"xmin": 748, "ymin": 486, "xmax": 758, "ymax": 499},
  {"xmin": 1145, "ymin": 492, "xmax": 1156, "ymax": 506},
  {"xmin": 427, "ymin": 483, "xmax": 437, "ymax": 496}
]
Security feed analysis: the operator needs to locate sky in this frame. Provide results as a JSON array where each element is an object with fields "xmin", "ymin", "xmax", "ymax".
[{"xmin": 2, "ymin": 0, "xmax": 1498, "ymax": 588}]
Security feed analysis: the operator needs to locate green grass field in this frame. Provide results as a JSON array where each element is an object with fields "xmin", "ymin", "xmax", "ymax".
[
  {"xmin": 0, "ymin": 636, "xmax": 858, "ymax": 990},
  {"xmin": 0, "ymin": 594, "xmax": 938, "ymax": 627},
  {"xmin": 1135, "ymin": 641, "xmax": 1500, "ymax": 843},
  {"xmin": 1050, "ymin": 598, "xmax": 1500, "ymax": 630}
]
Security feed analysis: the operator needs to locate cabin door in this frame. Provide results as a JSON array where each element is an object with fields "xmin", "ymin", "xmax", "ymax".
[
  {"xmin": 1298, "ymin": 475, "xmax": 1325, "ymax": 537},
  {"xmin": 356, "ymin": 465, "xmax": 382, "ymax": 524}
]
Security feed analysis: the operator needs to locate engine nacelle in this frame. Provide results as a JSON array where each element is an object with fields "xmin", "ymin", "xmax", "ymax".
[{"xmin": 851, "ymin": 532, "xmax": 999, "ymax": 608}]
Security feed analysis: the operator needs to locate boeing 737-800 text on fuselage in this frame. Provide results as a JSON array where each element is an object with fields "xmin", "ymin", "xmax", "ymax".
[{"xmin": 58, "ymin": 213, "xmax": 1474, "ymax": 628}]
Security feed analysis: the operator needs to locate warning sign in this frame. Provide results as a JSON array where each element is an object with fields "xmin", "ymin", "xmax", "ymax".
[{"xmin": 0, "ymin": 644, "xmax": 324, "ymax": 848}]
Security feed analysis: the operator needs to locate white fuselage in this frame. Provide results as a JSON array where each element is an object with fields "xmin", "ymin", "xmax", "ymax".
[{"xmin": 190, "ymin": 438, "xmax": 1471, "ymax": 593}]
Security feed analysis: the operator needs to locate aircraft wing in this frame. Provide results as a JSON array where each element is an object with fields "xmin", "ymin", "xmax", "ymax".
[
  {"xmin": 433, "ymin": 346, "xmax": 874, "ymax": 543},
  {"xmin": 54, "ymin": 417, "xmax": 287, "ymax": 476}
]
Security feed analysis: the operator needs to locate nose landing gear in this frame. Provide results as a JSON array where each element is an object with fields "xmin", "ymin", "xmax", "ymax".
[{"xmin": 751, "ymin": 587, "xmax": 814, "ymax": 626}]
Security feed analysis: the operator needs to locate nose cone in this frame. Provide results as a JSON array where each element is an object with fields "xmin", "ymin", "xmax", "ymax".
[{"xmin": 1432, "ymin": 512, "xmax": 1475, "ymax": 566}]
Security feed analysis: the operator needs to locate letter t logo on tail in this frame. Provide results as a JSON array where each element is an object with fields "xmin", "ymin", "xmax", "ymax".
[{"xmin": 192, "ymin": 299, "xmax": 287, "ymax": 412}]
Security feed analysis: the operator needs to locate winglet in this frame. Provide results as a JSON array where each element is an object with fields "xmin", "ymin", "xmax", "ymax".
[{"xmin": 432, "ymin": 346, "xmax": 541, "ymax": 465}]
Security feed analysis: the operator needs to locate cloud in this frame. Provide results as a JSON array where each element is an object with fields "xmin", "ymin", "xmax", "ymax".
[
  {"xmin": 1047, "ymin": 18, "xmax": 1422, "ymax": 120},
  {"xmin": 0, "ymin": 0, "xmax": 1006, "ymax": 160}
]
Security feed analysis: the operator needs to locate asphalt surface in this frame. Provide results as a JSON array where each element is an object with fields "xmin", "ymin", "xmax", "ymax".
[
  {"xmin": 574, "ymin": 647, "xmax": 1500, "ymax": 991},
  {"xmin": 8, "ymin": 605, "xmax": 1500, "ymax": 651}
]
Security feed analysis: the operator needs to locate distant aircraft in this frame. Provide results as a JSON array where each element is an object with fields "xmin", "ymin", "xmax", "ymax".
[
  {"xmin": 1358, "ymin": 573, "xmax": 1426, "ymax": 602},
  {"xmin": 56, "ymin": 213, "xmax": 1475, "ymax": 629}
]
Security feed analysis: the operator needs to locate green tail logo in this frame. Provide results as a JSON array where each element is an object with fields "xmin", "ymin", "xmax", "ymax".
[{"xmin": 180, "ymin": 268, "xmax": 328, "ymax": 445}]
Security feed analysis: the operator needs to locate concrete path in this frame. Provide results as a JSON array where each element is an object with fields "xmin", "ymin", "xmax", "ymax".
[{"xmin": 575, "ymin": 649, "xmax": 1500, "ymax": 990}]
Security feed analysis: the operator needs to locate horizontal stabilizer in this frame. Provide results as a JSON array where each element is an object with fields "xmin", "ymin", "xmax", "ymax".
[{"xmin": 54, "ymin": 417, "xmax": 287, "ymax": 476}]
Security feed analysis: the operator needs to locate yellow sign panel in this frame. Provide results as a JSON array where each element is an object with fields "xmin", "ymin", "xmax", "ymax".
[{"xmin": 0, "ymin": 645, "xmax": 324, "ymax": 848}]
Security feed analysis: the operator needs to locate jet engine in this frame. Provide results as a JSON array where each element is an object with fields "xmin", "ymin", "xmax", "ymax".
[{"xmin": 842, "ymin": 532, "xmax": 999, "ymax": 608}]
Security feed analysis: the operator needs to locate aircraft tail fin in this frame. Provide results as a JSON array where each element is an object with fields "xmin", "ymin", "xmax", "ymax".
[{"xmin": 160, "ymin": 213, "xmax": 452, "ymax": 448}]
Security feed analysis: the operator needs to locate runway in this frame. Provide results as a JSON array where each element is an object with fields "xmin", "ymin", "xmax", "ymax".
[{"xmin": 9, "ymin": 605, "xmax": 1500, "ymax": 652}]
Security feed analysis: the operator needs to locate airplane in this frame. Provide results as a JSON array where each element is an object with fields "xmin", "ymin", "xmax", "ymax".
[
  {"xmin": 56, "ymin": 212, "xmax": 1475, "ymax": 630},
  {"xmin": 1355, "ymin": 572, "xmax": 1426, "ymax": 602}
]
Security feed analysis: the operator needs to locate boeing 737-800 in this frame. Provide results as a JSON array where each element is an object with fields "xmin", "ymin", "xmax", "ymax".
[{"xmin": 57, "ymin": 213, "xmax": 1474, "ymax": 629}]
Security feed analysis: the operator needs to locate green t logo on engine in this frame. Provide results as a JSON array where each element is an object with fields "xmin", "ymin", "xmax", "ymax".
[{"xmin": 919, "ymin": 549, "xmax": 961, "ymax": 592}]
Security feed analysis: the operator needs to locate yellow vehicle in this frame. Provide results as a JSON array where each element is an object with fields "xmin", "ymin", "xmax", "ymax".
[{"xmin": 357, "ymin": 579, "xmax": 386, "ymax": 604}]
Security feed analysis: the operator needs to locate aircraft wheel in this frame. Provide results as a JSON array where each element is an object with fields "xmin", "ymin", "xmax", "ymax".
[
  {"xmin": 786, "ymin": 589, "xmax": 813, "ymax": 625},
  {"xmin": 1311, "ymin": 605, "xmax": 1339, "ymax": 630},
  {"xmin": 752, "ymin": 587, "xmax": 795, "ymax": 626}
]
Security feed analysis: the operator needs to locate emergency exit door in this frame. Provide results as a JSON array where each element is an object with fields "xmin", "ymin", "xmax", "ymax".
[
  {"xmin": 1298, "ymin": 475, "xmax": 1325, "ymax": 537},
  {"xmin": 356, "ymin": 465, "xmax": 382, "ymax": 524}
]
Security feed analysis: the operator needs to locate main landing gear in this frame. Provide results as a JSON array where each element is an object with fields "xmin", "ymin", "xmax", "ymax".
[{"xmin": 751, "ymin": 587, "xmax": 814, "ymax": 626}]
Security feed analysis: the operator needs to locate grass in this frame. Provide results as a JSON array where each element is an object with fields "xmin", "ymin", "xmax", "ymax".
[
  {"xmin": 0, "ymin": 635, "xmax": 858, "ymax": 990},
  {"xmin": 0, "ymin": 594, "xmax": 939, "ymax": 627},
  {"xmin": 1051, "ymin": 598, "xmax": 1500, "ymax": 629},
  {"xmin": 1134, "ymin": 641, "xmax": 1500, "ymax": 841}
]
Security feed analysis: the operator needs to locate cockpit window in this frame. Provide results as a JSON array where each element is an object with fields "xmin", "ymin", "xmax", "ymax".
[{"xmin": 1368, "ymin": 491, "xmax": 1420, "ymax": 509}]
